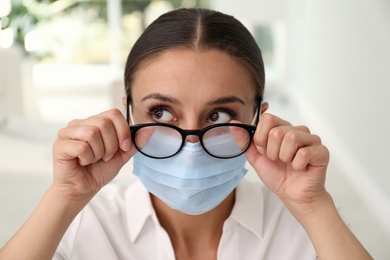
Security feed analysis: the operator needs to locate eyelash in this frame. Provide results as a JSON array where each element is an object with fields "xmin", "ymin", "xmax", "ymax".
[
  {"xmin": 145, "ymin": 104, "xmax": 238, "ymax": 122},
  {"xmin": 146, "ymin": 104, "xmax": 172, "ymax": 118},
  {"xmin": 209, "ymin": 107, "xmax": 238, "ymax": 120}
]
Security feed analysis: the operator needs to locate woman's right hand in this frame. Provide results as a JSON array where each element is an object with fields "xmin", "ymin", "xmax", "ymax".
[
  {"xmin": 0, "ymin": 109, "xmax": 136, "ymax": 260},
  {"xmin": 52, "ymin": 109, "xmax": 137, "ymax": 202}
]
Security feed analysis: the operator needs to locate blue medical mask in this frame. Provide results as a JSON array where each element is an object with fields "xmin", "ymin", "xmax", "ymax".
[{"xmin": 133, "ymin": 141, "xmax": 248, "ymax": 215}]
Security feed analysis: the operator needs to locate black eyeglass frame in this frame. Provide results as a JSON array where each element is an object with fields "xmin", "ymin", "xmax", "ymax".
[
  {"xmin": 129, "ymin": 122, "xmax": 256, "ymax": 159},
  {"xmin": 126, "ymin": 95, "xmax": 262, "ymax": 159}
]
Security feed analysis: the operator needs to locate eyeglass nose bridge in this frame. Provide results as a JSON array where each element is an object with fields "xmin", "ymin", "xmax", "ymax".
[{"xmin": 179, "ymin": 129, "xmax": 204, "ymax": 143}]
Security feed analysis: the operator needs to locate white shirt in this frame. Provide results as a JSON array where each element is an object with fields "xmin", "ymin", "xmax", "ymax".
[{"xmin": 54, "ymin": 178, "xmax": 316, "ymax": 259}]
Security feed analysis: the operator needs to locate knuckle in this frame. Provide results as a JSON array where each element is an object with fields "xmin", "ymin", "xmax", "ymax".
[
  {"xmin": 97, "ymin": 117, "xmax": 113, "ymax": 131},
  {"xmin": 313, "ymin": 134, "xmax": 322, "ymax": 144},
  {"xmin": 77, "ymin": 141, "xmax": 90, "ymax": 155},
  {"xmin": 106, "ymin": 108, "xmax": 123, "ymax": 118},
  {"xmin": 322, "ymin": 145, "xmax": 330, "ymax": 157},
  {"xmin": 262, "ymin": 113, "xmax": 275, "ymax": 124},
  {"xmin": 297, "ymin": 147, "xmax": 311, "ymax": 160},
  {"xmin": 297, "ymin": 125, "xmax": 311, "ymax": 133},
  {"xmin": 269, "ymin": 127, "xmax": 283, "ymax": 140},
  {"xmin": 85, "ymin": 127, "xmax": 101, "ymax": 141},
  {"xmin": 67, "ymin": 119, "xmax": 80, "ymax": 127},
  {"xmin": 56, "ymin": 127, "xmax": 67, "ymax": 139},
  {"xmin": 279, "ymin": 151, "xmax": 291, "ymax": 163},
  {"xmin": 285, "ymin": 131, "xmax": 301, "ymax": 144}
]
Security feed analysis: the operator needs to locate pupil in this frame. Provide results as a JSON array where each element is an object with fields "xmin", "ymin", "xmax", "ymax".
[
  {"xmin": 154, "ymin": 110, "xmax": 162, "ymax": 119},
  {"xmin": 210, "ymin": 112, "xmax": 219, "ymax": 122}
]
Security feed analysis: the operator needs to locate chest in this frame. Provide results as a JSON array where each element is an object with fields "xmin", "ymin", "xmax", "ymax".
[{"xmin": 61, "ymin": 219, "xmax": 314, "ymax": 260}]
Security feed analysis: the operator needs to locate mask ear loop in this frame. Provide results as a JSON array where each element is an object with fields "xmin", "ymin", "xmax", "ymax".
[{"xmin": 126, "ymin": 95, "xmax": 135, "ymax": 125}]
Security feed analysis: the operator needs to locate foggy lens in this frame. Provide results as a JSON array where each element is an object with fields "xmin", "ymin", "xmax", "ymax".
[
  {"xmin": 135, "ymin": 125, "xmax": 182, "ymax": 158},
  {"xmin": 203, "ymin": 126, "xmax": 250, "ymax": 158}
]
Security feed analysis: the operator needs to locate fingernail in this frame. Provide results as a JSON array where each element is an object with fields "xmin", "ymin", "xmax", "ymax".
[
  {"xmin": 103, "ymin": 154, "xmax": 114, "ymax": 161},
  {"xmin": 122, "ymin": 138, "xmax": 131, "ymax": 151},
  {"xmin": 256, "ymin": 146, "xmax": 265, "ymax": 155}
]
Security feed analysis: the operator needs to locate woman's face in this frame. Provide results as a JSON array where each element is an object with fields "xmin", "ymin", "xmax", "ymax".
[{"xmin": 130, "ymin": 48, "xmax": 258, "ymax": 131}]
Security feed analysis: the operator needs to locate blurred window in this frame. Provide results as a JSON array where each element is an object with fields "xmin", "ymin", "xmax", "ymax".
[{"xmin": 0, "ymin": 0, "xmax": 209, "ymax": 65}]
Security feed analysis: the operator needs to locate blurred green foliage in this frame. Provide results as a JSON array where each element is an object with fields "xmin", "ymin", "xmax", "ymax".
[{"xmin": 0, "ymin": 0, "xmax": 207, "ymax": 56}]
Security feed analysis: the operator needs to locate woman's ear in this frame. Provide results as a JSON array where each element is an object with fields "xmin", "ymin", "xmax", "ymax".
[
  {"xmin": 122, "ymin": 96, "xmax": 127, "ymax": 106},
  {"xmin": 261, "ymin": 102, "xmax": 269, "ymax": 115}
]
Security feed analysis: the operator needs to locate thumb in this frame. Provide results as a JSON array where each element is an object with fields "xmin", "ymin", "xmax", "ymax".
[
  {"xmin": 228, "ymin": 119, "xmax": 265, "ymax": 168},
  {"xmin": 244, "ymin": 141, "xmax": 266, "ymax": 169}
]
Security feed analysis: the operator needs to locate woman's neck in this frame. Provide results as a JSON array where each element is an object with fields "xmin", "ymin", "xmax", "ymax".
[{"xmin": 151, "ymin": 191, "xmax": 235, "ymax": 260}]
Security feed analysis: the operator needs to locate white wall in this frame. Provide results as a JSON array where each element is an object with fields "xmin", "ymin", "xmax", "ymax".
[
  {"xmin": 212, "ymin": 0, "xmax": 288, "ymax": 22},
  {"xmin": 291, "ymin": 0, "xmax": 390, "ymax": 233},
  {"xmin": 0, "ymin": 46, "xmax": 23, "ymax": 117},
  {"xmin": 212, "ymin": 0, "xmax": 390, "ymax": 255}
]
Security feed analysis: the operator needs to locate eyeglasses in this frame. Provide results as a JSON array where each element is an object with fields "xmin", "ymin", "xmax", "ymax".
[
  {"xmin": 125, "ymin": 95, "xmax": 261, "ymax": 159},
  {"xmin": 129, "ymin": 123, "xmax": 256, "ymax": 159}
]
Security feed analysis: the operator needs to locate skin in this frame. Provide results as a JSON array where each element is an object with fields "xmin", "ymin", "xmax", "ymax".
[
  {"xmin": 0, "ymin": 49, "xmax": 372, "ymax": 260},
  {"xmin": 130, "ymin": 49, "xmax": 265, "ymax": 259}
]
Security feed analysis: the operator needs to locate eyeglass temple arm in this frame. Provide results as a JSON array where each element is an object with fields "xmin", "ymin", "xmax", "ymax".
[
  {"xmin": 126, "ymin": 95, "xmax": 130, "ymax": 123},
  {"xmin": 254, "ymin": 97, "xmax": 262, "ymax": 125},
  {"xmin": 126, "ymin": 95, "xmax": 136, "ymax": 125}
]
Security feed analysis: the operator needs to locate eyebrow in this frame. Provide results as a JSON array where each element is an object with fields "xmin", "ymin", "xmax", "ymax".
[
  {"xmin": 141, "ymin": 93, "xmax": 181, "ymax": 104},
  {"xmin": 141, "ymin": 93, "xmax": 245, "ymax": 106},
  {"xmin": 207, "ymin": 95, "xmax": 246, "ymax": 106}
]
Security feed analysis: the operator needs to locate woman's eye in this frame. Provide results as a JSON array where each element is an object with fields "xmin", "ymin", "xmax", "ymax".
[
  {"xmin": 150, "ymin": 108, "xmax": 174, "ymax": 123},
  {"xmin": 208, "ymin": 111, "xmax": 233, "ymax": 124}
]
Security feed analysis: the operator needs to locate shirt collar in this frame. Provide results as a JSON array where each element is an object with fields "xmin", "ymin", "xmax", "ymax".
[
  {"xmin": 230, "ymin": 178, "xmax": 264, "ymax": 238},
  {"xmin": 125, "ymin": 180, "xmax": 156, "ymax": 243},
  {"xmin": 125, "ymin": 177, "xmax": 265, "ymax": 242}
]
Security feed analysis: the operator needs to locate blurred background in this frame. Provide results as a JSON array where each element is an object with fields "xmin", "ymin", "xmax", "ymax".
[{"xmin": 0, "ymin": 0, "xmax": 389, "ymax": 258}]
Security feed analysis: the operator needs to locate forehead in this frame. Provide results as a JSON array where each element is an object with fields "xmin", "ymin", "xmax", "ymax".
[{"xmin": 131, "ymin": 48, "xmax": 256, "ymax": 104}]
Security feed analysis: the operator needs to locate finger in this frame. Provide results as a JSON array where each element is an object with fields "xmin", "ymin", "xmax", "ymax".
[
  {"xmin": 263, "ymin": 125, "xmax": 309, "ymax": 161},
  {"xmin": 57, "ymin": 125, "xmax": 105, "ymax": 163},
  {"xmin": 53, "ymin": 139, "xmax": 96, "ymax": 166},
  {"xmin": 279, "ymin": 131, "xmax": 321, "ymax": 163},
  {"xmin": 257, "ymin": 121, "xmax": 311, "ymax": 161},
  {"xmin": 265, "ymin": 125, "xmax": 293, "ymax": 161},
  {"xmin": 84, "ymin": 116, "xmax": 119, "ymax": 161},
  {"xmin": 97, "ymin": 109, "xmax": 132, "ymax": 152},
  {"xmin": 228, "ymin": 120, "xmax": 252, "ymax": 152},
  {"xmin": 133, "ymin": 125, "xmax": 156, "ymax": 149},
  {"xmin": 254, "ymin": 114, "xmax": 291, "ymax": 151},
  {"xmin": 291, "ymin": 145, "xmax": 330, "ymax": 171},
  {"xmin": 76, "ymin": 109, "xmax": 130, "ymax": 161},
  {"xmin": 244, "ymin": 141, "xmax": 263, "ymax": 168}
]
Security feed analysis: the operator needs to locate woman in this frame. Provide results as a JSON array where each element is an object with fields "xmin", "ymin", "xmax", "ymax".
[{"xmin": 0, "ymin": 8, "xmax": 371, "ymax": 259}]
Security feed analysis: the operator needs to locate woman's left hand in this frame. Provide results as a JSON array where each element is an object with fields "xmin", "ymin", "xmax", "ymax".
[{"xmin": 245, "ymin": 113, "xmax": 330, "ymax": 214}]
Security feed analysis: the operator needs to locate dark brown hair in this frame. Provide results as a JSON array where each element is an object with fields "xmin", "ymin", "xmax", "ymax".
[{"xmin": 124, "ymin": 8, "xmax": 265, "ymax": 108}]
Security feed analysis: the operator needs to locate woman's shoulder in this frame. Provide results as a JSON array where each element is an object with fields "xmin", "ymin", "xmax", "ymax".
[
  {"xmin": 90, "ymin": 183, "xmax": 128, "ymax": 205},
  {"xmin": 238, "ymin": 176, "xmax": 289, "ymax": 208},
  {"xmin": 56, "ymin": 181, "xmax": 150, "ymax": 258},
  {"xmin": 236, "ymin": 178, "xmax": 316, "ymax": 258},
  {"xmin": 87, "ymin": 180, "xmax": 149, "ymax": 213},
  {"xmin": 237, "ymin": 177, "xmax": 284, "ymax": 209}
]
